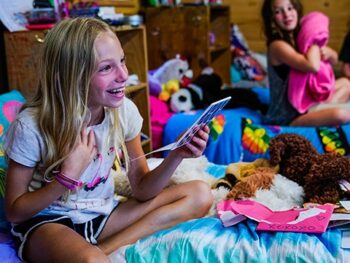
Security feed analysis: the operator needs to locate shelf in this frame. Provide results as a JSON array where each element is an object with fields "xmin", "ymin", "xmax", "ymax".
[
  {"xmin": 126, "ymin": 83, "xmax": 147, "ymax": 94},
  {"xmin": 145, "ymin": 5, "xmax": 231, "ymax": 85},
  {"xmin": 209, "ymin": 45, "xmax": 231, "ymax": 53},
  {"xmin": 111, "ymin": 25, "xmax": 145, "ymax": 33}
]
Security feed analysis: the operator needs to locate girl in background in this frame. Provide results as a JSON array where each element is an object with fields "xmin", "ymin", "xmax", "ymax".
[
  {"xmin": 4, "ymin": 17, "xmax": 212, "ymax": 262},
  {"xmin": 262, "ymin": 0, "xmax": 350, "ymax": 126}
]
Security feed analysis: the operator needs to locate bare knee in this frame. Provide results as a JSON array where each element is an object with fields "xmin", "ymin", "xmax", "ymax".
[
  {"xmin": 185, "ymin": 180, "xmax": 213, "ymax": 217},
  {"xmin": 332, "ymin": 108, "xmax": 350, "ymax": 125},
  {"xmin": 79, "ymin": 247, "xmax": 110, "ymax": 263}
]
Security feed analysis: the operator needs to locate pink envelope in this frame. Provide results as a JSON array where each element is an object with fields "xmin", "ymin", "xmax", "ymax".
[{"xmin": 217, "ymin": 200, "xmax": 334, "ymax": 233}]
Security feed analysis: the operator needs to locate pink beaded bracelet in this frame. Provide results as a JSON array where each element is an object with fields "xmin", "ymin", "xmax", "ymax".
[{"xmin": 53, "ymin": 171, "xmax": 83, "ymax": 191}]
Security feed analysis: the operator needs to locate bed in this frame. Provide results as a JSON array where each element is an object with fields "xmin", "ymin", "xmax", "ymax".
[
  {"xmin": 2, "ymin": 161, "xmax": 350, "ymax": 263},
  {"xmin": 1, "ymin": 89, "xmax": 350, "ymax": 262},
  {"xmin": 162, "ymin": 87, "xmax": 350, "ymax": 164}
]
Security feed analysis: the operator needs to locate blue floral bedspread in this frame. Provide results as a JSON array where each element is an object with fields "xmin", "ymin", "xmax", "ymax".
[{"xmin": 163, "ymin": 88, "xmax": 350, "ymax": 165}]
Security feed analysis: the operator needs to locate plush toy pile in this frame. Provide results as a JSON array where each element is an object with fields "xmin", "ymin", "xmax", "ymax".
[
  {"xmin": 269, "ymin": 133, "xmax": 350, "ymax": 204},
  {"xmin": 148, "ymin": 55, "xmax": 193, "ymax": 102},
  {"xmin": 114, "ymin": 133, "xmax": 350, "ymax": 216},
  {"xmin": 214, "ymin": 133, "xmax": 350, "ymax": 210},
  {"xmin": 169, "ymin": 69, "xmax": 268, "ymax": 114},
  {"xmin": 113, "ymin": 156, "xmax": 225, "ymax": 216}
]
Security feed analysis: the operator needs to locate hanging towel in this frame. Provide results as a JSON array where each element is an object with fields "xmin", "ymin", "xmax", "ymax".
[{"xmin": 288, "ymin": 11, "xmax": 335, "ymax": 114}]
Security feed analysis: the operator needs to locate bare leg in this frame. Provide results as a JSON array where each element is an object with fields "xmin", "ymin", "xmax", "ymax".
[
  {"xmin": 97, "ymin": 180, "xmax": 212, "ymax": 254},
  {"xmin": 329, "ymin": 77, "xmax": 350, "ymax": 103},
  {"xmin": 25, "ymin": 223, "xmax": 110, "ymax": 263},
  {"xmin": 290, "ymin": 107, "xmax": 350, "ymax": 126}
]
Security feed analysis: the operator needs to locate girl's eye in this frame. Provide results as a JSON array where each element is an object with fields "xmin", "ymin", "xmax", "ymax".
[
  {"xmin": 121, "ymin": 56, "xmax": 126, "ymax": 64},
  {"xmin": 99, "ymin": 65, "xmax": 112, "ymax": 72}
]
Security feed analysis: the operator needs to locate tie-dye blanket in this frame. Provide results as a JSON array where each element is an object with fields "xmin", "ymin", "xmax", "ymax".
[{"xmin": 123, "ymin": 217, "xmax": 350, "ymax": 263}]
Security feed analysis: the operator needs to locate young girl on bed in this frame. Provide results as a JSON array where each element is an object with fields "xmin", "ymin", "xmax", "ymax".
[
  {"xmin": 3, "ymin": 17, "xmax": 212, "ymax": 262},
  {"xmin": 262, "ymin": 0, "xmax": 350, "ymax": 126}
]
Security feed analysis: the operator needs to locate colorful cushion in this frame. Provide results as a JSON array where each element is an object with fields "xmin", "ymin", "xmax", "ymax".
[{"xmin": 0, "ymin": 90, "xmax": 25, "ymax": 230}]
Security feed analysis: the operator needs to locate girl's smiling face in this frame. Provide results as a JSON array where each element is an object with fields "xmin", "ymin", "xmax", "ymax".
[
  {"xmin": 273, "ymin": 0, "xmax": 298, "ymax": 32},
  {"xmin": 89, "ymin": 31, "xmax": 128, "ymax": 114}
]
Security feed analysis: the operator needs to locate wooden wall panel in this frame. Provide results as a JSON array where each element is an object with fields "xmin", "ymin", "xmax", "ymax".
[{"xmin": 222, "ymin": 0, "xmax": 350, "ymax": 53}]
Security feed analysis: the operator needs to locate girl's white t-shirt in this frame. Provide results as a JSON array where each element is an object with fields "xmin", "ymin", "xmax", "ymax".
[{"xmin": 4, "ymin": 98, "xmax": 143, "ymax": 223}]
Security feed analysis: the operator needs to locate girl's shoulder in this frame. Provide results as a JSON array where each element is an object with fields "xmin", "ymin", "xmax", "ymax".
[
  {"xmin": 119, "ymin": 97, "xmax": 139, "ymax": 115},
  {"xmin": 269, "ymin": 40, "xmax": 297, "ymax": 65},
  {"xmin": 269, "ymin": 40, "xmax": 294, "ymax": 51},
  {"xmin": 15, "ymin": 108, "xmax": 39, "ymax": 128}
]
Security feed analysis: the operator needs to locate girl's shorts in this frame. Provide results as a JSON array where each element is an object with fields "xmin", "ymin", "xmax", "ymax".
[{"xmin": 11, "ymin": 214, "xmax": 109, "ymax": 261}]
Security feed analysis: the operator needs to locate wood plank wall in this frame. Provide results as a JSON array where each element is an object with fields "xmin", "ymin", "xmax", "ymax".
[{"xmin": 222, "ymin": 0, "xmax": 350, "ymax": 53}]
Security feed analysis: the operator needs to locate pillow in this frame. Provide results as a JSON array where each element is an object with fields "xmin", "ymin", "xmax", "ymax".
[{"xmin": 0, "ymin": 90, "xmax": 25, "ymax": 230}]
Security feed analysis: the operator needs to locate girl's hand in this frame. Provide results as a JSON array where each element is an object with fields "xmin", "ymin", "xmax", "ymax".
[
  {"xmin": 320, "ymin": 46, "xmax": 338, "ymax": 64},
  {"xmin": 61, "ymin": 128, "xmax": 96, "ymax": 180},
  {"xmin": 175, "ymin": 125, "xmax": 210, "ymax": 159}
]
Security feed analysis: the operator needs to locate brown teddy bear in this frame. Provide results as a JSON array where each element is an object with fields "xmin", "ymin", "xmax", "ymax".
[{"xmin": 269, "ymin": 133, "xmax": 350, "ymax": 204}]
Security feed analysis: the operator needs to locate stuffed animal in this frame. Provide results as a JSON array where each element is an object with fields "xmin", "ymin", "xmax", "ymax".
[
  {"xmin": 169, "ymin": 70, "xmax": 268, "ymax": 113},
  {"xmin": 212, "ymin": 158, "xmax": 275, "ymax": 190},
  {"xmin": 212, "ymin": 159, "xmax": 303, "ymax": 211},
  {"xmin": 113, "ymin": 156, "xmax": 228, "ymax": 216},
  {"xmin": 269, "ymin": 133, "xmax": 350, "ymax": 204},
  {"xmin": 226, "ymin": 167, "xmax": 305, "ymax": 211},
  {"xmin": 148, "ymin": 55, "xmax": 193, "ymax": 97},
  {"xmin": 158, "ymin": 79, "xmax": 180, "ymax": 102}
]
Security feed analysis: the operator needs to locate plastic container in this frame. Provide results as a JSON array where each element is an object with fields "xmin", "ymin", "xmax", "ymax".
[{"xmin": 26, "ymin": 8, "xmax": 57, "ymax": 24}]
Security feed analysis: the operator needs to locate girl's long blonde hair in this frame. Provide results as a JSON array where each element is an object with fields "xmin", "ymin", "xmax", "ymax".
[{"xmin": 21, "ymin": 17, "xmax": 128, "ymax": 178}]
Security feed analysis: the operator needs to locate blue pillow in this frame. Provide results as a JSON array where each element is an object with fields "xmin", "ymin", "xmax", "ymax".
[{"xmin": 0, "ymin": 90, "xmax": 25, "ymax": 230}]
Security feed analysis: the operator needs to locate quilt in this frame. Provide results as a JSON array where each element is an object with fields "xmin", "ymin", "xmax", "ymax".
[{"xmin": 162, "ymin": 88, "xmax": 350, "ymax": 164}]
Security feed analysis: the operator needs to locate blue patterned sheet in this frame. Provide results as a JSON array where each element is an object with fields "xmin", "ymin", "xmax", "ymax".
[
  {"xmin": 163, "ymin": 88, "xmax": 350, "ymax": 164},
  {"xmin": 125, "ymin": 217, "xmax": 350, "ymax": 263}
]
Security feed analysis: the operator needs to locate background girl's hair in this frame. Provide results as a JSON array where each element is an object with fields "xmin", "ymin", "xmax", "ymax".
[
  {"xmin": 261, "ymin": 0, "xmax": 303, "ymax": 47},
  {"xmin": 21, "ymin": 17, "xmax": 128, "ymax": 178}
]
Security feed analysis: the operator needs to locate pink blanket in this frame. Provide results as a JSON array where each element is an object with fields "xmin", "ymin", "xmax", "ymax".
[{"xmin": 288, "ymin": 12, "xmax": 335, "ymax": 114}]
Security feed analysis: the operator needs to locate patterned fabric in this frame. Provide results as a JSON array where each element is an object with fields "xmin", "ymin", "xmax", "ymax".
[
  {"xmin": 240, "ymin": 118, "xmax": 350, "ymax": 161},
  {"xmin": 125, "ymin": 217, "xmax": 350, "ymax": 263},
  {"xmin": 240, "ymin": 118, "xmax": 280, "ymax": 161},
  {"xmin": 317, "ymin": 127, "xmax": 350, "ymax": 156},
  {"xmin": 0, "ymin": 90, "xmax": 25, "ymax": 231}
]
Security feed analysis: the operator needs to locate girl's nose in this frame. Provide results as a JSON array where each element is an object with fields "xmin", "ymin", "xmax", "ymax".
[
  {"xmin": 115, "ymin": 65, "xmax": 128, "ymax": 83},
  {"xmin": 282, "ymin": 8, "xmax": 289, "ymax": 17}
]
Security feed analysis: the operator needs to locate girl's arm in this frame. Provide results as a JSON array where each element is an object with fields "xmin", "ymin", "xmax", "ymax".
[
  {"xmin": 126, "ymin": 126, "xmax": 209, "ymax": 201},
  {"xmin": 5, "ymin": 160, "xmax": 67, "ymax": 223},
  {"xmin": 320, "ymin": 46, "xmax": 338, "ymax": 65},
  {"xmin": 269, "ymin": 40, "xmax": 320, "ymax": 73},
  {"xmin": 5, "ymin": 129, "xmax": 96, "ymax": 223}
]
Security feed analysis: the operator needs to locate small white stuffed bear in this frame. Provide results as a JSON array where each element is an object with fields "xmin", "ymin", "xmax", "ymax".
[{"xmin": 113, "ymin": 156, "xmax": 228, "ymax": 216}]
